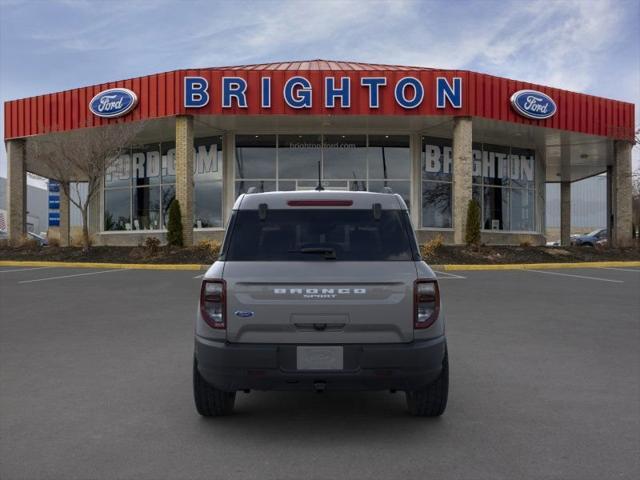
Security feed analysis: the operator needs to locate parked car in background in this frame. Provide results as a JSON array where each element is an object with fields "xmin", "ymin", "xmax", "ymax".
[
  {"xmin": 572, "ymin": 229, "xmax": 607, "ymax": 247},
  {"xmin": 546, "ymin": 233, "xmax": 579, "ymax": 247},
  {"xmin": 27, "ymin": 231, "xmax": 48, "ymax": 246},
  {"xmin": 595, "ymin": 237, "xmax": 608, "ymax": 248},
  {"xmin": 0, "ymin": 230, "xmax": 48, "ymax": 245}
]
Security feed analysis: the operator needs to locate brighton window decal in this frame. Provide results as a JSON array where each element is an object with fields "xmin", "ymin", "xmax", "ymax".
[
  {"xmin": 89, "ymin": 88, "xmax": 138, "ymax": 118},
  {"xmin": 510, "ymin": 89, "xmax": 557, "ymax": 120}
]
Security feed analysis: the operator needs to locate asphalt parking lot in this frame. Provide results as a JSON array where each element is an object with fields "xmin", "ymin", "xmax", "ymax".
[{"xmin": 1, "ymin": 264, "xmax": 639, "ymax": 480}]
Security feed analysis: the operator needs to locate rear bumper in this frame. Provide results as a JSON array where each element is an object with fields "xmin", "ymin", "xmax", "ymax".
[{"xmin": 194, "ymin": 335, "xmax": 446, "ymax": 392}]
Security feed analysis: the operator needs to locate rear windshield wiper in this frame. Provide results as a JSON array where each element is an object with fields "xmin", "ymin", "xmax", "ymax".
[{"xmin": 288, "ymin": 247, "xmax": 337, "ymax": 260}]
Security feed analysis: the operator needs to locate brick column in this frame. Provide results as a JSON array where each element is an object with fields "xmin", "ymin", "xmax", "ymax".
[
  {"xmin": 606, "ymin": 165, "xmax": 613, "ymax": 243},
  {"xmin": 452, "ymin": 117, "xmax": 473, "ymax": 244},
  {"xmin": 175, "ymin": 115, "xmax": 194, "ymax": 246},
  {"xmin": 410, "ymin": 133, "xmax": 422, "ymax": 229},
  {"xmin": 6, "ymin": 139, "xmax": 27, "ymax": 244},
  {"xmin": 222, "ymin": 133, "xmax": 236, "ymax": 226},
  {"xmin": 560, "ymin": 181, "xmax": 571, "ymax": 246},
  {"xmin": 59, "ymin": 182, "xmax": 70, "ymax": 247},
  {"xmin": 611, "ymin": 141, "xmax": 633, "ymax": 247}
]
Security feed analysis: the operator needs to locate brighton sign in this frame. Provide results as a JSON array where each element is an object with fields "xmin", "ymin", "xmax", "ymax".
[
  {"xmin": 510, "ymin": 89, "xmax": 557, "ymax": 120},
  {"xmin": 183, "ymin": 75, "xmax": 463, "ymax": 110}
]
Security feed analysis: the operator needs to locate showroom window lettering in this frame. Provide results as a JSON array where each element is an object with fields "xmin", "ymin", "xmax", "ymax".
[
  {"xmin": 105, "ymin": 143, "xmax": 219, "ymax": 182},
  {"xmin": 104, "ymin": 137, "xmax": 223, "ymax": 232},
  {"xmin": 421, "ymin": 137, "xmax": 536, "ymax": 231},
  {"xmin": 423, "ymin": 144, "xmax": 534, "ymax": 182}
]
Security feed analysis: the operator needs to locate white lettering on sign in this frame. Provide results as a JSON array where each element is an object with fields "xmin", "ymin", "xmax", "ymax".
[
  {"xmin": 195, "ymin": 145, "xmax": 218, "ymax": 175},
  {"xmin": 472, "ymin": 149, "xmax": 482, "ymax": 176},
  {"xmin": 424, "ymin": 143, "xmax": 535, "ymax": 182},
  {"xmin": 523, "ymin": 95, "xmax": 549, "ymax": 114},
  {"xmin": 424, "ymin": 146, "xmax": 452, "ymax": 174},
  {"xmin": 105, "ymin": 144, "xmax": 220, "ymax": 182},
  {"xmin": 147, "ymin": 151, "xmax": 161, "ymax": 177},
  {"xmin": 97, "ymin": 95, "xmax": 124, "ymax": 112}
]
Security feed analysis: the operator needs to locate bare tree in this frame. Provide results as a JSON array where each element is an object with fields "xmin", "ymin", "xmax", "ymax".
[{"xmin": 27, "ymin": 121, "xmax": 144, "ymax": 250}]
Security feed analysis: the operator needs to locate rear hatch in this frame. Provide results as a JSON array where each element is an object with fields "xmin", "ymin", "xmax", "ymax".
[
  {"xmin": 220, "ymin": 202, "xmax": 419, "ymax": 344},
  {"xmin": 223, "ymin": 262, "xmax": 416, "ymax": 343}
]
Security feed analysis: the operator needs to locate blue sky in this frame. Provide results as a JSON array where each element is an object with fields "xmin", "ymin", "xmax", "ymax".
[{"xmin": 1, "ymin": 0, "xmax": 638, "ymax": 179}]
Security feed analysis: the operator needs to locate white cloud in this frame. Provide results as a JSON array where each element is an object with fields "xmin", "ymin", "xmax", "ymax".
[{"xmin": 186, "ymin": 0, "xmax": 413, "ymax": 67}]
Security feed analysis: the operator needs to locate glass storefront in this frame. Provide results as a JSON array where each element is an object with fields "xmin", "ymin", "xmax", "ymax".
[
  {"xmin": 103, "ymin": 136, "xmax": 223, "ymax": 231},
  {"xmin": 103, "ymin": 132, "xmax": 536, "ymax": 235},
  {"xmin": 422, "ymin": 136, "xmax": 536, "ymax": 232},
  {"xmin": 235, "ymin": 134, "xmax": 411, "ymax": 209}
]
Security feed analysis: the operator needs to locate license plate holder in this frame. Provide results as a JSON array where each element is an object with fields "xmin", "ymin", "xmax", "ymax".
[{"xmin": 296, "ymin": 346, "xmax": 343, "ymax": 371}]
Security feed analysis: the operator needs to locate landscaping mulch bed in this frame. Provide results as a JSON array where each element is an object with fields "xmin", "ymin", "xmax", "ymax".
[
  {"xmin": 423, "ymin": 245, "xmax": 640, "ymax": 265},
  {"xmin": 0, "ymin": 243, "xmax": 638, "ymax": 265},
  {"xmin": 0, "ymin": 245, "xmax": 218, "ymax": 265}
]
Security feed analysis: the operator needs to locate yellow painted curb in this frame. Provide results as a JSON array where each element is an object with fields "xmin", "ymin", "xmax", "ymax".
[
  {"xmin": 0, "ymin": 260, "xmax": 208, "ymax": 271},
  {"xmin": 441, "ymin": 261, "xmax": 640, "ymax": 271},
  {"xmin": 1, "ymin": 260, "xmax": 638, "ymax": 272}
]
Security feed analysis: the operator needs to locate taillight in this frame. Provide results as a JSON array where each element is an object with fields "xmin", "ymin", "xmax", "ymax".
[
  {"xmin": 200, "ymin": 279, "xmax": 226, "ymax": 329},
  {"xmin": 414, "ymin": 279, "xmax": 440, "ymax": 329}
]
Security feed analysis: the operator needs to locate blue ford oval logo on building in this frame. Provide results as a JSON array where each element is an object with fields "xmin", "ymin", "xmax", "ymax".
[
  {"xmin": 89, "ymin": 88, "xmax": 138, "ymax": 118},
  {"xmin": 510, "ymin": 90, "xmax": 556, "ymax": 120},
  {"xmin": 234, "ymin": 310, "xmax": 254, "ymax": 318}
]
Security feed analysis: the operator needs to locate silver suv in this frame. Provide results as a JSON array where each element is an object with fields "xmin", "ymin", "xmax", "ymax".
[{"xmin": 193, "ymin": 190, "xmax": 448, "ymax": 416}]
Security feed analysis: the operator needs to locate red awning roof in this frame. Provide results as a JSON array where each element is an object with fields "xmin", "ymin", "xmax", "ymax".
[
  {"xmin": 3, "ymin": 59, "xmax": 635, "ymax": 141},
  {"xmin": 211, "ymin": 59, "xmax": 435, "ymax": 71}
]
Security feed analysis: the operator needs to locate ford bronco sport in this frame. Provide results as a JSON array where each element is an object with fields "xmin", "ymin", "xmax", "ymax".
[{"xmin": 193, "ymin": 190, "xmax": 448, "ymax": 416}]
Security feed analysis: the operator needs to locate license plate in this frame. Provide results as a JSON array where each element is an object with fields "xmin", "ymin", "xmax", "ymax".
[{"xmin": 296, "ymin": 346, "xmax": 343, "ymax": 370}]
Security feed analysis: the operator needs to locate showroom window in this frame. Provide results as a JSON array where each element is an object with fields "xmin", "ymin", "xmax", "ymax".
[
  {"xmin": 422, "ymin": 136, "xmax": 536, "ymax": 232},
  {"xmin": 473, "ymin": 144, "xmax": 535, "ymax": 232},
  {"xmin": 477, "ymin": 143, "xmax": 511, "ymax": 231},
  {"xmin": 235, "ymin": 134, "xmax": 279, "ymax": 196},
  {"xmin": 103, "ymin": 136, "xmax": 223, "ymax": 231},
  {"xmin": 234, "ymin": 134, "xmax": 411, "ymax": 209},
  {"xmin": 194, "ymin": 136, "xmax": 223, "ymax": 228},
  {"xmin": 104, "ymin": 143, "xmax": 168, "ymax": 232},
  {"xmin": 368, "ymin": 135, "xmax": 411, "ymax": 211},
  {"xmin": 422, "ymin": 137, "xmax": 453, "ymax": 228}
]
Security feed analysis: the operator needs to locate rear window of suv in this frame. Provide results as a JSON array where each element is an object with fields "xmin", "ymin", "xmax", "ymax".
[{"xmin": 223, "ymin": 209, "xmax": 419, "ymax": 261}]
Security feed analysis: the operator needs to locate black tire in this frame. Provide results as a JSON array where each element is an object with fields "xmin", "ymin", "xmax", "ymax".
[
  {"xmin": 193, "ymin": 358, "xmax": 236, "ymax": 417},
  {"xmin": 405, "ymin": 348, "xmax": 449, "ymax": 417}
]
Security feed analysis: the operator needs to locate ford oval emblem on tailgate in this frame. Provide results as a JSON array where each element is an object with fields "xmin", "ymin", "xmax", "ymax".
[{"xmin": 234, "ymin": 310, "xmax": 254, "ymax": 318}]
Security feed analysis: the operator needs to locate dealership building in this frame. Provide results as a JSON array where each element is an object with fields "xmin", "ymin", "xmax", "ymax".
[{"xmin": 3, "ymin": 60, "xmax": 636, "ymax": 246}]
